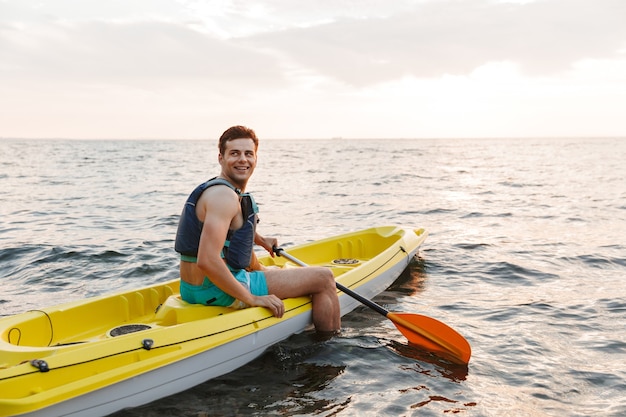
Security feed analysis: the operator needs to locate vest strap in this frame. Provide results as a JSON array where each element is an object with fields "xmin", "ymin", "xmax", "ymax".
[{"xmin": 180, "ymin": 254, "xmax": 198, "ymax": 263}]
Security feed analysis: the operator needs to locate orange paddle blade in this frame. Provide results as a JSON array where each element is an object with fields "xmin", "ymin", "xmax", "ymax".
[{"xmin": 387, "ymin": 312, "xmax": 471, "ymax": 365}]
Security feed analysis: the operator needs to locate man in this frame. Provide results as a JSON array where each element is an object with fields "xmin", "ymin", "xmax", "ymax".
[{"xmin": 175, "ymin": 125, "xmax": 340, "ymax": 334}]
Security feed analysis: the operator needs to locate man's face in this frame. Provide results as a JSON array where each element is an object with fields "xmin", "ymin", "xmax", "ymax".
[{"xmin": 219, "ymin": 137, "xmax": 257, "ymax": 187}]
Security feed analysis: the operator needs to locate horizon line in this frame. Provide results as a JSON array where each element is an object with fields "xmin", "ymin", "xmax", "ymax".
[{"xmin": 2, "ymin": 136, "xmax": 624, "ymax": 141}]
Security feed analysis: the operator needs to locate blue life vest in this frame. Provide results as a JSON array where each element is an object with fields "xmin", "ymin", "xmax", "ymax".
[{"xmin": 174, "ymin": 177, "xmax": 259, "ymax": 270}]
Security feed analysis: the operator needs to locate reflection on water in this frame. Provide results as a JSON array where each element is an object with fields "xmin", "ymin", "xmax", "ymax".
[
  {"xmin": 386, "ymin": 339, "xmax": 468, "ymax": 382},
  {"xmin": 388, "ymin": 255, "xmax": 428, "ymax": 297}
]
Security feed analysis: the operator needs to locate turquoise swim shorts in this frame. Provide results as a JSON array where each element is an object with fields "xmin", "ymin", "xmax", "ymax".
[{"xmin": 179, "ymin": 269, "xmax": 268, "ymax": 308}]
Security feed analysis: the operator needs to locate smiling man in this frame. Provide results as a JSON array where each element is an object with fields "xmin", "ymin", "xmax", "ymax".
[{"xmin": 175, "ymin": 125, "xmax": 340, "ymax": 334}]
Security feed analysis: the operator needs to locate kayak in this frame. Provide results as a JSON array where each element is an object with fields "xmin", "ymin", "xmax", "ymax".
[{"xmin": 0, "ymin": 226, "xmax": 427, "ymax": 417}]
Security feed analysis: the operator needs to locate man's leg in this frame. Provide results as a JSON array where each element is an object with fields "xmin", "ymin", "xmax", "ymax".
[{"xmin": 264, "ymin": 267, "xmax": 341, "ymax": 332}]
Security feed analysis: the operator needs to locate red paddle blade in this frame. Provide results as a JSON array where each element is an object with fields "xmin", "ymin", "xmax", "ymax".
[{"xmin": 387, "ymin": 312, "xmax": 471, "ymax": 365}]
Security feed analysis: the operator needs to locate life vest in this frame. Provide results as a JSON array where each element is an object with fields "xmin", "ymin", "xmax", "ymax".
[{"xmin": 174, "ymin": 177, "xmax": 259, "ymax": 270}]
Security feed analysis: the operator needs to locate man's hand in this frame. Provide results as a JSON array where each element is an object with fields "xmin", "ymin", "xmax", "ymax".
[
  {"xmin": 252, "ymin": 294, "xmax": 285, "ymax": 318},
  {"xmin": 255, "ymin": 234, "xmax": 278, "ymax": 257}
]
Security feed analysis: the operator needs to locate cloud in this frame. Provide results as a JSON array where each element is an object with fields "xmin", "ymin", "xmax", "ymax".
[
  {"xmin": 239, "ymin": 0, "xmax": 626, "ymax": 86},
  {"xmin": 2, "ymin": 0, "xmax": 625, "ymax": 90},
  {"xmin": 0, "ymin": 21, "xmax": 284, "ymax": 90}
]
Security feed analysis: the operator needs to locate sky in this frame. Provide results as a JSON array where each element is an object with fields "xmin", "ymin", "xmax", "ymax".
[{"xmin": 1, "ymin": 0, "xmax": 625, "ymax": 140}]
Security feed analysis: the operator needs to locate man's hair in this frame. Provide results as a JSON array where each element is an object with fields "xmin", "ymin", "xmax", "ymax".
[{"xmin": 218, "ymin": 125, "xmax": 258, "ymax": 155}]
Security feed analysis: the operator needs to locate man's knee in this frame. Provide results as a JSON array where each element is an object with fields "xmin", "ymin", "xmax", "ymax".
[{"xmin": 317, "ymin": 268, "xmax": 336, "ymax": 291}]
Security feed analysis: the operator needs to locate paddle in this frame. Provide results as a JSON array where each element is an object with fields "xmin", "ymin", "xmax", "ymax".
[{"xmin": 274, "ymin": 247, "xmax": 472, "ymax": 365}]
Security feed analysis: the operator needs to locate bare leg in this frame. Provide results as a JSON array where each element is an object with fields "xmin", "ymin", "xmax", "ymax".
[{"xmin": 264, "ymin": 266, "xmax": 341, "ymax": 333}]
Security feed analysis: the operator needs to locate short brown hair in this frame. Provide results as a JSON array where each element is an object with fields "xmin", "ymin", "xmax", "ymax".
[{"xmin": 218, "ymin": 125, "xmax": 258, "ymax": 155}]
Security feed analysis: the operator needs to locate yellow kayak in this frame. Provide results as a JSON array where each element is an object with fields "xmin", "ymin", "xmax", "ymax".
[{"xmin": 0, "ymin": 226, "xmax": 427, "ymax": 417}]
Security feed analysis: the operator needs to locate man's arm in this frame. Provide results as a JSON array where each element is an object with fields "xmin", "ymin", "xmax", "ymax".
[
  {"xmin": 196, "ymin": 186, "xmax": 257, "ymax": 305},
  {"xmin": 195, "ymin": 186, "xmax": 284, "ymax": 316},
  {"xmin": 254, "ymin": 232, "xmax": 278, "ymax": 257}
]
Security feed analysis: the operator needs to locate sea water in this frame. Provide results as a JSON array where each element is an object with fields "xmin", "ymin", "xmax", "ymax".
[{"xmin": 1, "ymin": 137, "xmax": 624, "ymax": 416}]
